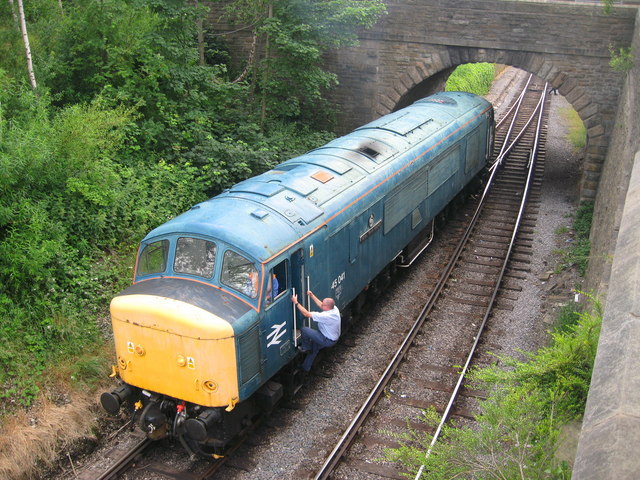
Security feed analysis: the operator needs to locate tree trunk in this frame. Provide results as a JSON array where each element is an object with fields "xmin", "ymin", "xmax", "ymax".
[
  {"xmin": 195, "ymin": 0, "xmax": 205, "ymax": 66},
  {"xmin": 233, "ymin": 32, "xmax": 256, "ymax": 84},
  {"xmin": 260, "ymin": 3, "xmax": 272, "ymax": 130},
  {"xmin": 16, "ymin": 0, "xmax": 37, "ymax": 90}
]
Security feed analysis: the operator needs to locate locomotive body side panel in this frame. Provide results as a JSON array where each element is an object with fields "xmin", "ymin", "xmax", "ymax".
[{"xmin": 307, "ymin": 93, "xmax": 493, "ymax": 311}]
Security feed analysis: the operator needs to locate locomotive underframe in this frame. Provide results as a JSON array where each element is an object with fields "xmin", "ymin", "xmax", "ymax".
[{"xmin": 103, "ymin": 363, "xmax": 304, "ymax": 457}]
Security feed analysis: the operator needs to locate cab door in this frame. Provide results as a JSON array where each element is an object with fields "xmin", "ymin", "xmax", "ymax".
[{"xmin": 260, "ymin": 257, "xmax": 295, "ymax": 378}]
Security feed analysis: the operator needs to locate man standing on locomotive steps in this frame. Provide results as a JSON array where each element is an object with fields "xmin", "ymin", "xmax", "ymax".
[{"xmin": 292, "ymin": 290, "xmax": 340, "ymax": 372}]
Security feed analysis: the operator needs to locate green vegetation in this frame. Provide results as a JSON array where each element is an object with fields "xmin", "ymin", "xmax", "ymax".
[
  {"xmin": 602, "ymin": 0, "xmax": 616, "ymax": 15},
  {"xmin": 555, "ymin": 202, "xmax": 594, "ymax": 276},
  {"xmin": 384, "ymin": 295, "xmax": 602, "ymax": 479},
  {"xmin": 560, "ymin": 106, "xmax": 586, "ymax": 151},
  {"xmin": 602, "ymin": 1, "xmax": 633, "ymax": 71},
  {"xmin": 446, "ymin": 63, "xmax": 495, "ymax": 96},
  {"xmin": 609, "ymin": 45, "xmax": 634, "ymax": 73},
  {"xmin": 0, "ymin": 0, "xmax": 384, "ymax": 413}
]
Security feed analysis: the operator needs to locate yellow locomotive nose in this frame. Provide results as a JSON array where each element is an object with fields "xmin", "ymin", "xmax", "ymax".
[{"xmin": 110, "ymin": 293, "xmax": 240, "ymax": 409}]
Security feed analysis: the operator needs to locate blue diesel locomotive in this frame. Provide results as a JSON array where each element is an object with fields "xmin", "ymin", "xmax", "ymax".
[{"xmin": 101, "ymin": 92, "xmax": 494, "ymax": 456}]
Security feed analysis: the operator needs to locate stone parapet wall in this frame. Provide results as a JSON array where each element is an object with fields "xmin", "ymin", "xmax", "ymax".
[{"xmin": 575, "ymin": 153, "xmax": 640, "ymax": 475}]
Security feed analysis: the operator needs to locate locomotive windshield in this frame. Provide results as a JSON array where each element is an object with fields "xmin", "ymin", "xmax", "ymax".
[
  {"xmin": 137, "ymin": 239, "xmax": 169, "ymax": 276},
  {"xmin": 136, "ymin": 237, "xmax": 261, "ymax": 301},
  {"xmin": 221, "ymin": 250, "xmax": 259, "ymax": 299},
  {"xmin": 174, "ymin": 237, "xmax": 217, "ymax": 278}
]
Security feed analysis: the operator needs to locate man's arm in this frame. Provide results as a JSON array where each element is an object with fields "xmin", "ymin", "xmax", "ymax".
[
  {"xmin": 292, "ymin": 294, "xmax": 313, "ymax": 318},
  {"xmin": 307, "ymin": 290, "xmax": 323, "ymax": 309}
]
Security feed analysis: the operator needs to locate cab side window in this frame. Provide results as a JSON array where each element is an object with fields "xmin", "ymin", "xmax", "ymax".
[
  {"xmin": 221, "ymin": 250, "xmax": 258, "ymax": 298},
  {"xmin": 137, "ymin": 240, "xmax": 169, "ymax": 276},
  {"xmin": 266, "ymin": 260, "xmax": 288, "ymax": 305}
]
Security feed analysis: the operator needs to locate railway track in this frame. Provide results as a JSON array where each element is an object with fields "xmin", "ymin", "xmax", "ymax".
[
  {"xmin": 314, "ymin": 76, "xmax": 550, "ymax": 480},
  {"xmin": 68, "ymin": 420, "xmax": 251, "ymax": 479},
  {"xmin": 69, "ymin": 428, "xmax": 151, "ymax": 480}
]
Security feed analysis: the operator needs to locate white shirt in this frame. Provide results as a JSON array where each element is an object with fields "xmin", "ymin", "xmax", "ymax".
[{"xmin": 311, "ymin": 307, "xmax": 341, "ymax": 341}]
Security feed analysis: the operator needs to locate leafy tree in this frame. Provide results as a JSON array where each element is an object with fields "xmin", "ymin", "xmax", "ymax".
[
  {"xmin": 0, "ymin": 0, "xmax": 338, "ymax": 411},
  {"xmin": 4, "ymin": 0, "xmax": 242, "ymax": 177},
  {"xmin": 4, "ymin": 0, "xmax": 339, "ymax": 174},
  {"xmin": 224, "ymin": 0, "xmax": 386, "ymax": 124}
]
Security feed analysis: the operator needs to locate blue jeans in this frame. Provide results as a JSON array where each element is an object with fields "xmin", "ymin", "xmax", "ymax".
[{"xmin": 300, "ymin": 326, "xmax": 337, "ymax": 371}]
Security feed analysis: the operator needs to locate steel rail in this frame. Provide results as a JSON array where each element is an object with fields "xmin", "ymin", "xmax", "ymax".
[
  {"xmin": 313, "ymin": 81, "xmax": 543, "ymax": 480},
  {"xmin": 495, "ymin": 74, "xmax": 532, "ymax": 130},
  {"xmin": 95, "ymin": 437, "xmax": 152, "ymax": 480},
  {"xmin": 413, "ymin": 84, "xmax": 548, "ymax": 480}
]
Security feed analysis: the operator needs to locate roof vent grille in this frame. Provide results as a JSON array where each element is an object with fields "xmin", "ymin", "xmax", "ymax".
[{"xmin": 359, "ymin": 146, "xmax": 380, "ymax": 159}]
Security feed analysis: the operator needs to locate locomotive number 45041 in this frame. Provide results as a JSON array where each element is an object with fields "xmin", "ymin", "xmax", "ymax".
[{"xmin": 331, "ymin": 272, "xmax": 346, "ymax": 290}]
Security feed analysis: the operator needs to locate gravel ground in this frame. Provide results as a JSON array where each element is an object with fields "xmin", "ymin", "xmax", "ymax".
[{"xmin": 215, "ymin": 68, "xmax": 584, "ymax": 480}]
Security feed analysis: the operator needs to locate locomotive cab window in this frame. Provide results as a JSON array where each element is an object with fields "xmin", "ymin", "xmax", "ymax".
[
  {"xmin": 265, "ymin": 260, "xmax": 288, "ymax": 305},
  {"xmin": 137, "ymin": 239, "xmax": 169, "ymax": 276},
  {"xmin": 174, "ymin": 237, "xmax": 217, "ymax": 278},
  {"xmin": 221, "ymin": 250, "xmax": 259, "ymax": 299}
]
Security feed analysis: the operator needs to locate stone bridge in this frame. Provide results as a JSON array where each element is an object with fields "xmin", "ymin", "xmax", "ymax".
[{"xmin": 322, "ymin": 0, "xmax": 638, "ymax": 200}]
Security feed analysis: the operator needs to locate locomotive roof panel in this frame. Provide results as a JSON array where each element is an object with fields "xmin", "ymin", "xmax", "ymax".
[
  {"xmin": 142, "ymin": 92, "xmax": 492, "ymax": 264},
  {"xmin": 313, "ymin": 133, "xmax": 402, "ymax": 167},
  {"xmin": 357, "ymin": 91, "xmax": 486, "ymax": 136},
  {"xmin": 144, "ymin": 195, "xmax": 305, "ymax": 261}
]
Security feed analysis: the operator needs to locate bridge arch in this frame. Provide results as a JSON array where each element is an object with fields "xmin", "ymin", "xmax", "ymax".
[{"xmin": 379, "ymin": 48, "xmax": 591, "ymax": 121}]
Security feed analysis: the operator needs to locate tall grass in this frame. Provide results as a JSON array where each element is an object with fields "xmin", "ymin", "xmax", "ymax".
[
  {"xmin": 555, "ymin": 201, "xmax": 593, "ymax": 276},
  {"xmin": 560, "ymin": 106, "xmax": 587, "ymax": 150},
  {"xmin": 446, "ymin": 63, "xmax": 495, "ymax": 96}
]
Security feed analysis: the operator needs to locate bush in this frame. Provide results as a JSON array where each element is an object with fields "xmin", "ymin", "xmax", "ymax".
[
  {"xmin": 608, "ymin": 45, "xmax": 633, "ymax": 72},
  {"xmin": 446, "ymin": 63, "xmax": 495, "ymax": 96}
]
